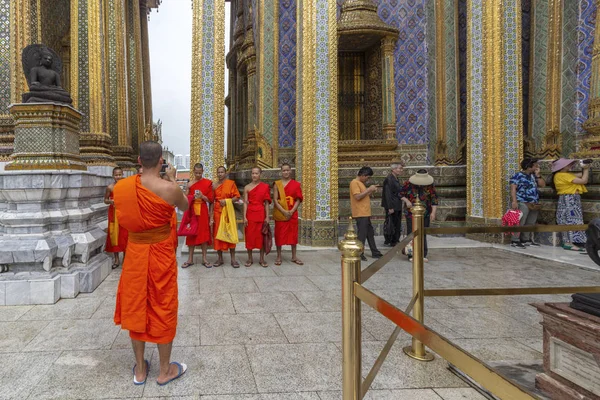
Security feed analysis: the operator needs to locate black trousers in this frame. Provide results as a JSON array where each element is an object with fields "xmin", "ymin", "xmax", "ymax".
[
  {"xmin": 384, "ymin": 210, "xmax": 402, "ymax": 245},
  {"xmin": 355, "ymin": 216, "xmax": 381, "ymax": 256},
  {"xmin": 405, "ymin": 215, "xmax": 430, "ymax": 257}
]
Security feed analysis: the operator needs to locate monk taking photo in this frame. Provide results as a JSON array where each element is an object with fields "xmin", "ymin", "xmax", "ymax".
[{"xmin": 113, "ymin": 141, "xmax": 189, "ymax": 386}]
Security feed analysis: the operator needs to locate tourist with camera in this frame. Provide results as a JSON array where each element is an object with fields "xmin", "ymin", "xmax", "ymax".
[{"xmin": 552, "ymin": 158, "xmax": 591, "ymax": 252}]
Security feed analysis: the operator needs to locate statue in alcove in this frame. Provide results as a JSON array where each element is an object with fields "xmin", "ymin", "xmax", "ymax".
[{"xmin": 21, "ymin": 44, "xmax": 73, "ymax": 104}]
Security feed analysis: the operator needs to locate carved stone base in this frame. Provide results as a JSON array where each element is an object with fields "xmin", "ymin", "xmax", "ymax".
[
  {"xmin": 534, "ymin": 303, "xmax": 600, "ymax": 400},
  {"xmin": 112, "ymin": 145, "xmax": 136, "ymax": 170},
  {"xmin": 80, "ymin": 132, "xmax": 115, "ymax": 166},
  {"xmin": 6, "ymin": 103, "xmax": 87, "ymax": 171},
  {"xmin": 0, "ymin": 115, "xmax": 14, "ymax": 161},
  {"xmin": 299, "ymin": 219, "xmax": 338, "ymax": 247}
]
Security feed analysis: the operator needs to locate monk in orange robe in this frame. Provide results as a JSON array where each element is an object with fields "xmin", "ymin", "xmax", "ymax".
[
  {"xmin": 113, "ymin": 141, "xmax": 189, "ymax": 386},
  {"xmin": 104, "ymin": 167, "xmax": 129, "ymax": 269},
  {"xmin": 182, "ymin": 163, "xmax": 214, "ymax": 268},
  {"xmin": 244, "ymin": 166, "xmax": 271, "ymax": 267},
  {"xmin": 273, "ymin": 163, "xmax": 304, "ymax": 265},
  {"xmin": 213, "ymin": 166, "xmax": 241, "ymax": 267}
]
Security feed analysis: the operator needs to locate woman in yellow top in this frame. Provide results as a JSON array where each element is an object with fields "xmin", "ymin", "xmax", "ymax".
[{"xmin": 551, "ymin": 158, "xmax": 590, "ymax": 252}]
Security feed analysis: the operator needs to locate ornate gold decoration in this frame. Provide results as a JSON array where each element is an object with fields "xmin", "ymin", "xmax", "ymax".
[
  {"xmin": 337, "ymin": 0, "xmax": 399, "ymax": 51},
  {"xmin": 544, "ymin": 0, "xmax": 563, "ymax": 157},
  {"xmin": 10, "ymin": 0, "xmax": 32, "ymax": 104},
  {"xmin": 434, "ymin": 0, "xmax": 447, "ymax": 165},
  {"xmin": 381, "ymin": 36, "xmax": 396, "ymax": 141},
  {"xmin": 140, "ymin": 1, "xmax": 153, "ymax": 127},
  {"xmin": 0, "ymin": 115, "xmax": 15, "ymax": 161}
]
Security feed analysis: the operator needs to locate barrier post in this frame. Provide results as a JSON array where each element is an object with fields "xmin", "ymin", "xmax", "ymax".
[
  {"xmin": 403, "ymin": 201, "xmax": 434, "ymax": 361},
  {"xmin": 339, "ymin": 218, "xmax": 363, "ymax": 400}
]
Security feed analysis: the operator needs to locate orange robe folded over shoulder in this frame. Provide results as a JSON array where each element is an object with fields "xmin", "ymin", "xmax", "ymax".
[
  {"xmin": 274, "ymin": 179, "xmax": 303, "ymax": 246},
  {"xmin": 113, "ymin": 175, "xmax": 179, "ymax": 344},
  {"xmin": 214, "ymin": 179, "xmax": 241, "ymax": 251},
  {"xmin": 186, "ymin": 178, "xmax": 214, "ymax": 246},
  {"xmin": 245, "ymin": 182, "xmax": 271, "ymax": 250},
  {"xmin": 105, "ymin": 192, "xmax": 129, "ymax": 253}
]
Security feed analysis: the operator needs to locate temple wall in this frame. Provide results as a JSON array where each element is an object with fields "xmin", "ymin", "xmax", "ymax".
[{"xmin": 278, "ymin": 0, "xmax": 296, "ymax": 149}]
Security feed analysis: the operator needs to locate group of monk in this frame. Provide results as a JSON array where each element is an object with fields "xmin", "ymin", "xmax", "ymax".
[
  {"xmin": 107, "ymin": 141, "xmax": 304, "ymax": 386},
  {"xmin": 180, "ymin": 163, "xmax": 304, "ymax": 269}
]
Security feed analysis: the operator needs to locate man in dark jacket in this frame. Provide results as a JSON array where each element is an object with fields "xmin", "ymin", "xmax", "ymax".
[{"xmin": 381, "ymin": 163, "xmax": 404, "ymax": 246}]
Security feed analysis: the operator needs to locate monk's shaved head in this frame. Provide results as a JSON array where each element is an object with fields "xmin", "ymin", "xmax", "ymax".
[{"xmin": 139, "ymin": 141, "xmax": 163, "ymax": 168}]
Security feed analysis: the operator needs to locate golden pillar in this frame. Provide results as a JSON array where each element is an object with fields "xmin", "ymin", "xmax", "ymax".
[
  {"xmin": 296, "ymin": 0, "xmax": 339, "ymax": 246},
  {"xmin": 106, "ymin": 0, "xmax": 133, "ymax": 169},
  {"xmin": 10, "ymin": 0, "xmax": 37, "ymax": 105},
  {"xmin": 190, "ymin": 0, "xmax": 225, "ymax": 178},
  {"xmin": 125, "ymin": 0, "xmax": 146, "ymax": 156},
  {"xmin": 139, "ymin": 0, "xmax": 153, "ymax": 131},
  {"xmin": 71, "ymin": 0, "xmax": 114, "ymax": 166},
  {"xmin": 466, "ymin": 0, "xmax": 523, "ymax": 224},
  {"xmin": 381, "ymin": 36, "xmax": 396, "ymax": 142},
  {"xmin": 579, "ymin": 0, "xmax": 600, "ymax": 157}
]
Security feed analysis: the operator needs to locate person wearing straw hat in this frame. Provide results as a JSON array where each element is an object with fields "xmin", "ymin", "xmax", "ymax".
[
  {"xmin": 552, "ymin": 158, "xmax": 590, "ymax": 252},
  {"xmin": 399, "ymin": 169, "xmax": 439, "ymax": 262}
]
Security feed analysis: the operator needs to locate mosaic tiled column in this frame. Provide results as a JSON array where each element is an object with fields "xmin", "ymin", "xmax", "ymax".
[
  {"xmin": 139, "ymin": 1, "xmax": 153, "ymax": 130},
  {"xmin": 190, "ymin": 0, "xmax": 225, "ymax": 178},
  {"xmin": 466, "ymin": 0, "xmax": 523, "ymax": 227},
  {"xmin": 432, "ymin": 0, "xmax": 462, "ymax": 165},
  {"xmin": 296, "ymin": 0, "xmax": 338, "ymax": 246},
  {"xmin": 106, "ymin": 0, "xmax": 134, "ymax": 169},
  {"xmin": 71, "ymin": 0, "xmax": 114, "ymax": 166},
  {"xmin": 125, "ymin": 0, "xmax": 145, "ymax": 157},
  {"xmin": 278, "ymin": 0, "xmax": 296, "ymax": 158},
  {"xmin": 257, "ymin": 0, "xmax": 278, "ymax": 167},
  {"xmin": 381, "ymin": 36, "xmax": 396, "ymax": 142},
  {"xmin": 0, "ymin": 0, "xmax": 13, "ymax": 160},
  {"xmin": 9, "ymin": 0, "xmax": 37, "ymax": 105}
]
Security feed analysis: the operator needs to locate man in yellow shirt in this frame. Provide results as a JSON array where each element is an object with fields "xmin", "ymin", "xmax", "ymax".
[{"xmin": 350, "ymin": 166, "xmax": 383, "ymax": 262}]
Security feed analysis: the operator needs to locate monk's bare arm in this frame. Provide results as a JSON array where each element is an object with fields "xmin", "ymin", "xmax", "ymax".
[
  {"xmin": 264, "ymin": 200, "xmax": 269, "ymax": 223},
  {"xmin": 243, "ymin": 186, "xmax": 249, "ymax": 226},
  {"xmin": 169, "ymin": 182, "xmax": 188, "ymax": 211},
  {"xmin": 291, "ymin": 199, "xmax": 301, "ymax": 213},
  {"xmin": 103, "ymin": 184, "xmax": 114, "ymax": 205}
]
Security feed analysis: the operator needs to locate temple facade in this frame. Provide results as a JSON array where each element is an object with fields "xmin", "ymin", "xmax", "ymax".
[
  {"xmin": 0, "ymin": 0, "xmax": 162, "ymax": 169},
  {"xmin": 190, "ymin": 0, "xmax": 600, "ymax": 246}
]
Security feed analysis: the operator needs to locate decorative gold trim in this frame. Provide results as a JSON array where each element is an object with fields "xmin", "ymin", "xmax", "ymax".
[
  {"xmin": 273, "ymin": 0, "xmax": 279, "ymax": 167},
  {"xmin": 133, "ymin": 0, "xmax": 146, "ymax": 151},
  {"xmin": 70, "ymin": 0, "xmax": 79, "ymax": 109},
  {"xmin": 434, "ymin": 0, "xmax": 447, "ymax": 164},
  {"xmin": 465, "ymin": 0, "xmax": 473, "ymax": 216},
  {"xmin": 545, "ymin": 0, "xmax": 563, "ymax": 156},
  {"xmin": 115, "ymin": 0, "xmax": 129, "ymax": 148},
  {"xmin": 11, "ymin": 0, "xmax": 32, "ymax": 104},
  {"xmin": 328, "ymin": 0, "xmax": 338, "ymax": 220},
  {"xmin": 214, "ymin": 0, "xmax": 225, "ymax": 177},
  {"xmin": 190, "ymin": 0, "xmax": 204, "ymax": 168}
]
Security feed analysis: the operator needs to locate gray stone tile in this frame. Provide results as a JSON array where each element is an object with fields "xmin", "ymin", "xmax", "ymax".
[
  {"xmin": 201, "ymin": 393, "xmax": 320, "ymax": 400},
  {"xmin": 0, "ymin": 305, "xmax": 33, "ymax": 321},
  {"xmin": 198, "ymin": 277, "xmax": 259, "ymax": 294},
  {"xmin": 0, "ymin": 282, "xmax": 5, "ymax": 306},
  {"xmin": 143, "ymin": 346, "xmax": 256, "ymax": 397},
  {"xmin": 178, "ymin": 293, "xmax": 236, "ymax": 315},
  {"xmin": 361, "ymin": 341, "xmax": 467, "ymax": 389},
  {"xmin": 293, "ymin": 291, "xmax": 341, "ymax": 312},
  {"xmin": 274, "ymin": 312, "xmax": 375, "ymax": 343},
  {"xmin": 514, "ymin": 337, "xmax": 543, "ymax": 353},
  {"xmin": 433, "ymin": 388, "xmax": 488, "ymax": 399},
  {"xmin": 246, "ymin": 343, "xmax": 342, "ymax": 392},
  {"xmin": 318, "ymin": 389, "xmax": 443, "ymax": 400},
  {"xmin": 0, "ymin": 351, "xmax": 61, "ymax": 399},
  {"xmin": 426, "ymin": 308, "xmax": 540, "ymax": 339},
  {"xmin": 91, "ymin": 296, "xmax": 117, "ymax": 319},
  {"xmin": 83, "ymin": 278, "xmax": 119, "ymax": 297},
  {"xmin": 178, "ymin": 264, "xmax": 226, "ymax": 280},
  {"xmin": 271, "ymin": 263, "xmax": 330, "ymax": 277},
  {"xmin": 112, "ymin": 316, "xmax": 200, "ymax": 349},
  {"xmin": 20, "ymin": 297, "xmax": 104, "ymax": 320},
  {"xmin": 0, "ymin": 320, "xmax": 49, "ymax": 352},
  {"xmin": 231, "ymin": 292, "xmax": 307, "ymax": 314},
  {"xmin": 305, "ymin": 275, "xmax": 341, "ymax": 291},
  {"xmin": 200, "ymin": 314, "xmax": 288, "ymax": 345},
  {"xmin": 452, "ymin": 338, "xmax": 542, "ymax": 362},
  {"xmin": 223, "ymin": 266, "xmax": 277, "ymax": 278},
  {"xmin": 253, "ymin": 276, "xmax": 320, "ymax": 292},
  {"xmin": 24, "ymin": 318, "xmax": 120, "ymax": 351},
  {"xmin": 28, "ymin": 350, "xmax": 146, "ymax": 399}
]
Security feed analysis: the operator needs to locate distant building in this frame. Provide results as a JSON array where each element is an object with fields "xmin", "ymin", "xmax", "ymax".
[
  {"xmin": 184, "ymin": 154, "xmax": 190, "ymax": 169},
  {"xmin": 162, "ymin": 147, "xmax": 174, "ymax": 166},
  {"xmin": 174, "ymin": 154, "xmax": 185, "ymax": 170}
]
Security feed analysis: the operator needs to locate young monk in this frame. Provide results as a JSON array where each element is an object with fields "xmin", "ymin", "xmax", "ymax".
[
  {"xmin": 104, "ymin": 167, "xmax": 128, "ymax": 269},
  {"xmin": 243, "ymin": 166, "xmax": 271, "ymax": 267},
  {"xmin": 213, "ymin": 166, "xmax": 241, "ymax": 267},
  {"xmin": 113, "ymin": 141, "xmax": 189, "ymax": 386},
  {"xmin": 182, "ymin": 163, "xmax": 214, "ymax": 268},
  {"xmin": 273, "ymin": 163, "xmax": 303, "ymax": 265}
]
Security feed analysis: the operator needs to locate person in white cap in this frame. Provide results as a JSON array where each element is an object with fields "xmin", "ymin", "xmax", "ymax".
[
  {"xmin": 399, "ymin": 169, "xmax": 438, "ymax": 262},
  {"xmin": 552, "ymin": 158, "xmax": 590, "ymax": 252}
]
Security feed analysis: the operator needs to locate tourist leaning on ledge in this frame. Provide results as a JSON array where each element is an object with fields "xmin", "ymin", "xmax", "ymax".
[
  {"xmin": 552, "ymin": 158, "xmax": 590, "ymax": 253},
  {"xmin": 509, "ymin": 158, "xmax": 546, "ymax": 248}
]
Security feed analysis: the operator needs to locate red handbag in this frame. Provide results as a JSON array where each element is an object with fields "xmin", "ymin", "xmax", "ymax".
[{"xmin": 177, "ymin": 197, "xmax": 199, "ymax": 236}]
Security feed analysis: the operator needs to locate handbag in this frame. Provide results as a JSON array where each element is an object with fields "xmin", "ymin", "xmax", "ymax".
[
  {"xmin": 216, "ymin": 199, "xmax": 239, "ymax": 244},
  {"xmin": 383, "ymin": 214, "xmax": 395, "ymax": 237},
  {"xmin": 177, "ymin": 197, "xmax": 199, "ymax": 236},
  {"xmin": 261, "ymin": 221, "xmax": 273, "ymax": 255}
]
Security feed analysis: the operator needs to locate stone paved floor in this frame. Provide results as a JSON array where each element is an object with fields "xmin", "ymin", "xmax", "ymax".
[{"xmin": 1, "ymin": 238, "xmax": 599, "ymax": 400}]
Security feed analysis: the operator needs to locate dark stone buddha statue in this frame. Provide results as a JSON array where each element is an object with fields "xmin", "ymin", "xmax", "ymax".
[{"xmin": 21, "ymin": 45, "xmax": 73, "ymax": 105}]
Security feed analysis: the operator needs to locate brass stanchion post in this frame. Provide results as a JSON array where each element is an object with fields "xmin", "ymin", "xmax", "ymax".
[
  {"xmin": 339, "ymin": 218, "xmax": 363, "ymax": 399},
  {"xmin": 403, "ymin": 201, "xmax": 434, "ymax": 361}
]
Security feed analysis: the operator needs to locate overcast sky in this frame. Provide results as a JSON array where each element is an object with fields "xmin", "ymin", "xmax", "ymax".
[{"xmin": 148, "ymin": 1, "xmax": 230, "ymax": 157}]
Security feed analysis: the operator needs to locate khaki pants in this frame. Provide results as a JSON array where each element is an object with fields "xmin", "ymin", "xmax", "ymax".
[{"xmin": 512, "ymin": 202, "xmax": 539, "ymax": 242}]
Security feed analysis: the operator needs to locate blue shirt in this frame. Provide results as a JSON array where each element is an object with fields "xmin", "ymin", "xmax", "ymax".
[{"xmin": 510, "ymin": 171, "xmax": 539, "ymax": 203}]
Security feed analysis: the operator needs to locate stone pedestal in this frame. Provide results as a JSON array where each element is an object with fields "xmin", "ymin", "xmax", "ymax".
[
  {"xmin": 534, "ymin": 302, "xmax": 600, "ymax": 399},
  {"xmin": 6, "ymin": 103, "xmax": 87, "ymax": 171},
  {"xmin": 0, "ymin": 103, "xmax": 112, "ymax": 305}
]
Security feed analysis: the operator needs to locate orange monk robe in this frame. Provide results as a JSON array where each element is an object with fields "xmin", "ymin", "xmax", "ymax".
[
  {"xmin": 213, "ymin": 179, "xmax": 241, "ymax": 251},
  {"xmin": 105, "ymin": 192, "xmax": 129, "ymax": 253},
  {"xmin": 245, "ymin": 182, "xmax": 271, "ymax": 250},
  {"xmin": 274, "ymin": 180, "xmax": 303, "ymax": 246},
  {"xmin": 113, "ymin": 175, "xmax": 179, "ymax": 344},
  {"xmin": 185, "ymin": 178, "xmax": 214, "ymax": 246}
]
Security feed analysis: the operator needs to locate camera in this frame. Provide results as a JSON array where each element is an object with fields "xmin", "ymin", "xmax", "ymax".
[
  {"xmin": 159, "ymin": 163, "xmax": 168, "ymax": 176},
  {"xmin": 580, "ymin": 159, "xmax": 593, "ymax": 168}
]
